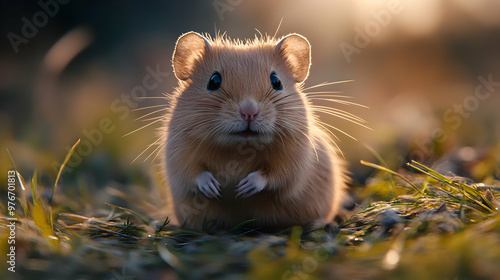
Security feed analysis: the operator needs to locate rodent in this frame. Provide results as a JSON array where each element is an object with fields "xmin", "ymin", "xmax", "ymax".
[{"xmin": 161, "ymin": 31, "xmax": 349, "ymax": 231}]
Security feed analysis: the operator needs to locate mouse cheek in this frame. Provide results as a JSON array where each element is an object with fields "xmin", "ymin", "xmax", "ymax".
[
  {"xmin": 259, "ymin": 120, "xmax": 272, "ymax": 133},
  {"xmin": 258, "ymin": 112, "xmax": 277, "ymax": 134},
  {"xmin": 267, "ymin": 109, "xmax": 278, "ymax": 126}
]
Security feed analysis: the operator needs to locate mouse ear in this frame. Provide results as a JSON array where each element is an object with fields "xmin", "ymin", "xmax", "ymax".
[
  {"xmin": 172, "ymin": 32, "xmax": 211, "ymax": 80},
  {"xmin": 275, "ymin": 34, "xmax": 311, "ymax": 83}
]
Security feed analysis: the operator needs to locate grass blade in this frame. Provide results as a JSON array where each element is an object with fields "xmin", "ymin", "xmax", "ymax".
[
  {"xmin": 361, "ymin": 160, "xmax": 425, "ymax": 196},
  {"xmin": 105, "ymin": 203, "xmax": 150, "ymax": 226},
  {"xmin": 52, "ymin": 139, "xmax": 80, "ymax": 204},
  {"xmin": 5, "ymin": 148, "xmax": 29, "ymax": 217},
  {"xmin": 407, "ymin": 160, "xmax": 496, "ymax": 213},
  {"xmin": 229, "ymin": 219, "xmax": 257, "ymax": 233},
  {"xmin": 5, "ymin": 148, "xmax": 26, "ymax": 191},
  {"xmin": 31, "ymin": 170, "xmax": 39, "ymax": 206},
  {"xmin": 156, "ymin": 217, "xmax": 171, "ymax": 233},
  {"xmin": 364, "ymin": 145, "xmax": 398, "ymax": 199}
]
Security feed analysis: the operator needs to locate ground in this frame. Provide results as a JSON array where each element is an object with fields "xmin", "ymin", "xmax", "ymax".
[{"xmin": 1, "ymin": 144, "xmax": 500, "ymax": 280}]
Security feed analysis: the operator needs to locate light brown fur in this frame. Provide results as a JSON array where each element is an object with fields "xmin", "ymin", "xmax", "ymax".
[{"xmin": 161, "ymin": 32, "xmax": 349, "ymax": 231}]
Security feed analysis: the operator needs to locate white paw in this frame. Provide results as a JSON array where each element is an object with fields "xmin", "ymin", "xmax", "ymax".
[
  {"xmin": 235, "ymin": 171, "xmax": 267, "ymax": 198},
  {"xmin": 195, "ymin": 171, "xmax": 221, "ymax": 199}
]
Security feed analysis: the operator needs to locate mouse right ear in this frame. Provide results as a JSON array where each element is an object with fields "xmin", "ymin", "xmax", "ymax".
[
  {"xmin": 172, "ymin": 32, "xmax": 211, "ymax": 80},
  {"xmin": 276, "ymin": 34, "xmax": 311, "ymax": 83}
]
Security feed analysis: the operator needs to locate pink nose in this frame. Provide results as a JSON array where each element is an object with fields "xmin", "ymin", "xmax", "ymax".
[{"xmin": 240, "ymin": 103, "xmax": 259, "ymax": 121}]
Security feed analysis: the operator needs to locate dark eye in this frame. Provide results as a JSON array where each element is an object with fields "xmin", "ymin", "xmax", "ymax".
[
  {"xmin": 207, "ymin": 72, "xmax": 222, "ymax": 91},
  {"xmin": 270, "ymin": 72, "xmax": 283, "ymax": 90}
]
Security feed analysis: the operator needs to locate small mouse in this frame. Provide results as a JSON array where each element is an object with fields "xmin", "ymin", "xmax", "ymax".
[{"xmin": 161, "ymin": 31, "xmax": 349, "ymax": 231}]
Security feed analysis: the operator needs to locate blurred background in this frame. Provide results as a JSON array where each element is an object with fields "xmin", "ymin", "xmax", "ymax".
[{"xmin": 1, "ymin": 0, "xmax": 499, "ymax": 208}]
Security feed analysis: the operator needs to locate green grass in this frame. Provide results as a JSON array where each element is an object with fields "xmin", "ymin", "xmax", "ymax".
[{"xmin": 1, "ymin": 141, "xmax": 500, "ymax": 279}]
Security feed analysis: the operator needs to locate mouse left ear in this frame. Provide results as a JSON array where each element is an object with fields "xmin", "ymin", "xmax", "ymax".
[
  {"xmin": 275, "ymin": 34, "xmax": 311, "ymax": 83},
  {"xmin": 172, "ymin": 32, "xmax": 212, "ymax": 80}
]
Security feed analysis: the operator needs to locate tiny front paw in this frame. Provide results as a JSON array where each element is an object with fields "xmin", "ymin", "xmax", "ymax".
[
  {"xmin": 196, "ymin": 171, "xmax": 221, "ymax": 199},
  {"xmin": 235, "ymin": 171, "xmax": 267, "ymax": 198}
]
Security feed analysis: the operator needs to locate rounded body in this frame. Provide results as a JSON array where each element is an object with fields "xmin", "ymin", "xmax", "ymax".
[{"xmin": 162, "ymin": 32, "xmax": 349, "ymax": 231}]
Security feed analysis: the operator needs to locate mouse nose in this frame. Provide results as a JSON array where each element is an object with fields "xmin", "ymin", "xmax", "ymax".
[{"xmin": 240, "ymin": 100, "xmax": 259, "ymax": 121}]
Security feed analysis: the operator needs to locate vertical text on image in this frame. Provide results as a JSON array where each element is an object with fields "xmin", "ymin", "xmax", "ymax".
[{"xmin": 6, "ymin": 170, "xmax": 18, "ymax": 273}]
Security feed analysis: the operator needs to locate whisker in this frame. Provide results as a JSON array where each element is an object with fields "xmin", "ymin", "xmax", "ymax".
[
  {"xmin": 271, "ymin": 125, "xmax": 286, "ymax": 149},
  {"xmin": 151, "ymin": 144, "xmax": 165, "ymax": 163},
  {"xmin": 219, "ymin": 86, "xmax": 235, "ymax": 102},
  {"xmin": 131, "ymin": 137, "xmax": 162, "ymax": 164},
  {"xmin": 316, "ymin": 127, "xmax": 344, "ymax": 158},
  {"xmin": 273, "ymin": 17, "xmax": 284, "ymax": 39},
  {"xmin": 311, "ymin": 105, "xmax": 367, "ymax": 122},
  {"xmin": 276, "ymin": 121, "xmax": 300, "ymax": 145},
  {"xmin": 275, "ymin": 101, "xmax": 303, "ymax": 109},
  {"xmin": 302, "ymin": 80, "xmax": 354, "ymax": 91},
  {"xmin": 312, "ymin": 111, "xmax": 365, "ymax": 125},
  {"xmin": 311, "ymin": 106, "xmax": 366, "ymax": 122},
  {"xmin": 209, "ymin": 93, "xmax": 228, "ymax": 104},
  {"xmin": 306, "ymin": 94, "xmax": 351, "ymax": 99},
  {"xmin": 313, "ymin": 119, "xmax": 340, "ymax": 142},
  {"xmin": 203, "ymin": 105, "xmax": 222, "ymax": 111},
  {"xmin": 193, "ymin": 122, "xmax": 226, "ymax": 153},
  {"xmin": 163, "ymin": 130, "xmax": 185, "ymax": 151},
  {"xmin": 132, "ymin": 104, "xmax": 166, "ymax": 111},
  {"xmin": 313, "ymin": 107, "xmax": 367, "ymax": 123},
  {"xmin": 211, "ymin": 124, "xmax": 228, "ymax": 141},
  {"xmin": 263, "ymin": 87, "xmax": 276, "ymax": 102},
  {"xmin": 315, "ymin": 119, "xmax": 357, "ymax": 141},
  {"xmin": 299, "ymin": 130, "xmax": 319, "ymax": 161},
  {"xmin": 138, "ymin": 116, "xmax": 165, "ymax": 122},
  {"xmin": 313, "ymin": 109, "xmax": 372, "ymax": 130},
  {"xmin": 309, "ymin": 97, "xmax": 368, "ymax": 108},
  {"xmin": 123, "ymin": 119, "xmax": 163, "ymax": 137},
  {"xmin": 314, "ymin": 111, "xmax": 371, "ymax": 130},
  {"xmin": 135, "ymin": 96, "xmax": 170, "ymax": 100},
  {"xmin": 254, "ymin": 28, "xmax": 263, "ymax": 38},
  {"xmin": 168, "ymin": 113, "xmax": 220, "ymax": 125},
  {"xmin": 271, "ymin": 93, "xmax": 293, "ymax": 104},
  {"xmin": 135, "ymin": 108, "xmax": 168, "ymax": 121},
  {"xmin": 276, "ymin": 106, "xmax": 306, "ymax": 110},
  {"xmin": 304, "ymin": 91, "xmax": 346, "ymax": 96},
  {"xmin": 144, "ymin": 139, "xmax": 164, "ymax": 163}
]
